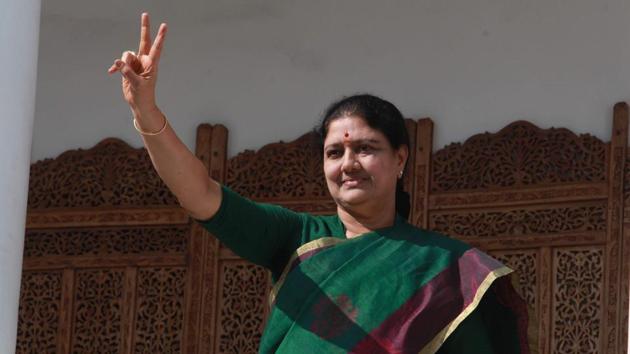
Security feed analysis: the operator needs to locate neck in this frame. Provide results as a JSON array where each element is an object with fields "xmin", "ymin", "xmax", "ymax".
[{"xmin": 337, "ymin": 200, "xmax": 397, "ymax": 238}]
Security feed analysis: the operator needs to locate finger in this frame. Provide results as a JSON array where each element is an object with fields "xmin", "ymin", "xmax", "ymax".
[
  {"xmin": 149, "ymin": 23, "xmax": 167, "ymax": 64},
  {"xmin": 121, "ymin": 51, "xmax": 142, "ymax": 73},
  {"xmin": 109, "ymin": 50, "xmax": 136, "ymax": 74},
  {"xmin": 115, "ymin": 60, "xmax": 141, "ymax": 86},
  {"xmin": 122, "ymin": 50, "xmax": 136, "ymax": 64},
  {"xmin": 108, "ymin": 61, "xmax": 119, "ymax": 74},
  {"xmin": 138, "ymin": 13, "xmax": 151, "ymax": 55}
]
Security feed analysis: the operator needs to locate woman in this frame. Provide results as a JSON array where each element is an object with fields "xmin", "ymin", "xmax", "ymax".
[{"xmin": 109, "ymin": 13, "xmax": 531, "ymax": 354}]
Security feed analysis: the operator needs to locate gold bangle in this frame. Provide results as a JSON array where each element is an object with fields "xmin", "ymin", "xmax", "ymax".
[{"xmin": 133, "ymin": 115, "xmax": 168, "ymax": 136}]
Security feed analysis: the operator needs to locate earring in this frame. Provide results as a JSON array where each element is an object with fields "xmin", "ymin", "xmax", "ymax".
[{"xmin": 398, "ymin": 170, "xmax": 403, "ymax": 179}]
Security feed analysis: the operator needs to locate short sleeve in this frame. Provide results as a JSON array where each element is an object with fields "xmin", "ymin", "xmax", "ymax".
[{"xmin": 193, "ymin": 185, "xmax": 305, "ymax": 276}]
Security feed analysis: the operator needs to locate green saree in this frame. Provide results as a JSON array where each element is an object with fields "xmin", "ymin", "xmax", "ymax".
[{"xmin": 197, "ymin": 186, "xmax": 531, "ymax": 353}]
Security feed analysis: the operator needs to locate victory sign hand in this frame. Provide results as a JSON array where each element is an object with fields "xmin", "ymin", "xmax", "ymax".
[{"xmin": 108, "ymin": 13, "xmax": 167, "ymax": 115}]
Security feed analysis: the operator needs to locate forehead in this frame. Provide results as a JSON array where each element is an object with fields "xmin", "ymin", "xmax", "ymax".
[{"xmin": 325, "ymin": 116, "xmax": 386, "ymax": 142}]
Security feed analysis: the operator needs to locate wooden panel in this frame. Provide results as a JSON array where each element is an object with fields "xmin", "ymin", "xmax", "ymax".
[
  {"xmin": 200, "ymin": 125, "xmax": 228, "ymax": 354},
  {"xmin": 133, "ymin": 267, "xmax": 187, "ymax": 352},
  {"xmin": 468, "ymin": 232, "xmax": 606, "ymax": 251},
  {"xmin": 200, "ymin": 230, "xmax": 220, "ymax": 354},
  {"xmin": 225, "ymin": 132, "xmax": 329, "ymax": 201},
  {"xmin": 70, "ymin": 268, "xmax": 125, "ymax": 353},
  {"xmin": 430, "ymin": 201, "xmax": 607, "ymax": 239},
  {"xmin": 215, "ymin": 260, "xmax": 269, "ymax": 354},
  {"xmin": 622, "ymin": 223, "xmax": 630, "ymax": 354},
  {"xmin": 209, "ymin": 125, "xmax": 228, "ymax": 183},
  {"xmin": 204, "ymin": 230, "xmax": 220, "ymax": 353},
  {"xmin": 430, "ymin": 121, "xmax": 607, "ymax": 193},
  {"xmin": 23, "ymin": 254, "xmax": 186, "ymax": 271},
  {"xmin": 551, "ymin": 247, "xmax": 605, "ymax": 354},
  {"xmin": 184, "ymin": 123, "xmax": 214, "ymax": 354},
  {"xmin": 424, "ymin": 115, "xmax": 625, "ymax": 354},
  {"xmin": 21, "ymin": 134, "xmax": 202, "ymax": 354},
  {"xmin": 184, "ymin": 223, "xmax": 207, "ymax": 354},
  {"xmin": 26, "ymin": 207, "xmax": 189, "ymax": 229},
  {"xmin": 403, "ymin": 119, "xmax": 418, "ymax": 208},
  {"xmin": 411, "ymin": 118, "xmax": 433, "ymax": 228},
  {"xmin": 539, "ymin": 247, "xmax": 552, "ymax": 354},
  {"xmin": 58, "ymin": 269, "xmax": 74, "ymax": 354},
  {"xmin": 23, "ymin": 226, "xmax": 188, "ymax": 258},
  {"xmin": 430, "ymin": 183, "xmax": 608, "ymax": 210},
  {"xmin": 27, "ymin": 138, "xmax": 178, "ymax": 209},
  {"xmin": 605, "ymin": 102, "xmax": 628, "ymax": 354},
  {"xmin": 121, "ymin": 267, "xmax": 137, "ymax": 354},
  {"xmin": 15, "ymin": 271, "xmax": 63, "ymax": 354}
]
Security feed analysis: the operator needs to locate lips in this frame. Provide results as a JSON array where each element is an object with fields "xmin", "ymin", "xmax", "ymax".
[{"xmin": 341, "ymin": 177, "xmax": 368, "ymax": 187}]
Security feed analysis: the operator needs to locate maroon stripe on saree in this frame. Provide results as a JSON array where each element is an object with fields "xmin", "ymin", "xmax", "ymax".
[{"xmin": 352, "ymin": 249, "xmax": 506, "ymax": 353}]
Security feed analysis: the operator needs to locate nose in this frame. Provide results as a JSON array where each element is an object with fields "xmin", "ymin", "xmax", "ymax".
[{"xmin": 341, "ymin": 150, "xmax": 360, "ymax": 173}]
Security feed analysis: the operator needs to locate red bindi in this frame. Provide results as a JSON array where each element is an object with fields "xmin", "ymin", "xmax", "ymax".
[{"xmin": 344, "ymin": 132, "xmax": 350, "ymax": 138}]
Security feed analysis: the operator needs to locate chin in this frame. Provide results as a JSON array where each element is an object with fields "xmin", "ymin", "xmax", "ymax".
[{"xmin": 335, "ymin": 189, "xmax": 371, "ymax": 207}]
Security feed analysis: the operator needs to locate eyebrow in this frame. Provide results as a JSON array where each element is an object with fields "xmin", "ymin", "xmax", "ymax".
[{"xmin": 324, "ymin": 138, "xmax": 382, "ymax": 149}]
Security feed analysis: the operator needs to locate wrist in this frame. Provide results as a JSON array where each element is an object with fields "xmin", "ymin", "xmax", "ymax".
[
  {"xmin": 131, "ymin": 104, "xmax": 161, "ymax": 119},
  {"xmin": 131, "ymin": 106, "xmax": 165, "ymax": 133},
  {"xmin": 133, "ymin": 114, "xmax": 168, "ymax": 136}
]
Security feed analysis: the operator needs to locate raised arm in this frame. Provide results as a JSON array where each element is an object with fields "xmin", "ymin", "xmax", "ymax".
[{"xmin": 108, "ymin": 13, "xmax": 220, "ymax": 220}]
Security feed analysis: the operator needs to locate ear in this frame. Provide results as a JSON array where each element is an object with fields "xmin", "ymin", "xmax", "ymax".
[{"xmin": 395, "ymin": 145, "xmax": 409, "ymax": 171}]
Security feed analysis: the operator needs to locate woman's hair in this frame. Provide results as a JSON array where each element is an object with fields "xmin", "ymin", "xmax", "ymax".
[{"xmin": 318, "ymin": 94, "xmax": 411, "ymax": 219}]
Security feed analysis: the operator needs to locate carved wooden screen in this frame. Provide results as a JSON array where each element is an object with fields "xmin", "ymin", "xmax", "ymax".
[
  {"xmin": 413, "ymin": 103, "xmax": 629, "ymax": 354},
  {"xmin": 17, "ymin": 138, "xmax": 196, "ymax": 353},
  {"xmin": 18, "ymin": 105, "xmax": 630, "ymax": 354}
]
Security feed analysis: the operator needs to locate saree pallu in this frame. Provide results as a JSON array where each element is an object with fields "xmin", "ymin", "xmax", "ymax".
[{"xmin": 259, "ymin": 221, "xmax": 531, "ymax": 353}]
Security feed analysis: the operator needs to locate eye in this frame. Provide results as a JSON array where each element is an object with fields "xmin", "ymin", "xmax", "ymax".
[
  {"xmin": 358, "ymin": 144, "xmax": 373, "ymax": 153},
  {"xmin": 326, "ymin": 149, "xmax": 342, "ymax": 159}
]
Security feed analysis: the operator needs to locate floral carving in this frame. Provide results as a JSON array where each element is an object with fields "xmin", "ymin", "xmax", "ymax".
[
  {"xmin": 430, "ymin": 204, "xmax": 606, "ymax": 238},
  {"xmin": 552, "ymin": 248, "xmax": 603, "ymax": 354},
  {"xmin": 226, "ymin": 132, "xmax": 330, "ymax": 201},
  {"xmin": 218, "ymin": 262, "xmax": 269, "ymax": 354},
  {"xmin": 16, "ymin": 271, "xmax": 62, "ymax": 354},
  {"xmin": 71, "ymin": 269, "xmax": 125, "ymax": 353},
  {"xmin": 134, "ymin": 267, "xmax": 186, "ymax": 352},
  {"xmin": 24, "ymin": 226, "xmax": 188, "ymax": 257},
  {"xmin": 431, "ymin": 121, "xmax": 607, "ymax": 192},
  {"xmin": 28, "ymin": 138, "xmax": 177, "ymax": 209}
]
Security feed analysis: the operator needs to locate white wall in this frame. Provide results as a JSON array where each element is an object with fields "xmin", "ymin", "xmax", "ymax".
[
  {"xmin": 32, "ymin": 0, "xmax": 630, "ymax": 162},
  {"xmin": 1, "ymin": 0, "xmax": 41, "ymax": 351}
]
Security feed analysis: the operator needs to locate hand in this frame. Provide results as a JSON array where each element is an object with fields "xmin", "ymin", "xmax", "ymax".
[{"xmin": 108, "ymin": 13, "xmax": 167, "ymax": 115}]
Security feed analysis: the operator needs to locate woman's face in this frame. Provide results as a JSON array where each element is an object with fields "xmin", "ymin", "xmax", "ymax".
[{"xmin": 323, "ymin": 115, "xmax": 408, "ymax": 212}]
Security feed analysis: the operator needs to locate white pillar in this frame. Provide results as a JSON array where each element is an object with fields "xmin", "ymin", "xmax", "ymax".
[{"xmin": 0, "ymin": 0, "xmax": 41, "ymax": 352}]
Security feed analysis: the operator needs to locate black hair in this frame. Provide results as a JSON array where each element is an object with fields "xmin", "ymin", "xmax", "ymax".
[{"xmin": 318, "ymin": 94, "xmax": 411, "ymax": 219}]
